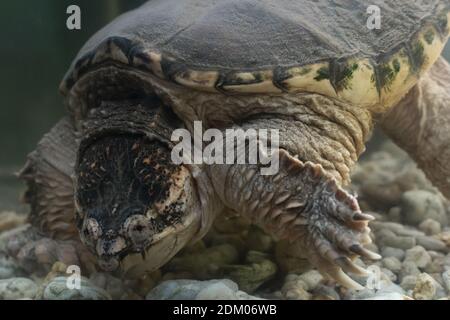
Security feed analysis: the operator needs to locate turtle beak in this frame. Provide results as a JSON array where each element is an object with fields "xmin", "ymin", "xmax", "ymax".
[
  {"xmin": 96, "ymin": 235, "xmax": 127, "ymax": 271},
  {"xmin": 98, "ymin": 256, "xmax": 120, "ymax": 272}
]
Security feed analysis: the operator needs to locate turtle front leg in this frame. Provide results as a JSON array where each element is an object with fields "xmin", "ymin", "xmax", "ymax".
[
  {"xmin": 207, "ymin": 96, "xmax": 381, "ymax": 290},
  {"xmin": 5, "ymin": 117, "xmax": 95, "ymax": 275},
  {"xmin": 209, "ymin": 149, "xmax": 379, "ymax": 289},
  {"xmin": 381, "ymin": 57, "xmax": 450, "ymax": 198}
]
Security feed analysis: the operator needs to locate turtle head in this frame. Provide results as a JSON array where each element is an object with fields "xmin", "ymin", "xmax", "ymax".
[{"xmin": 74, "ymin": 101, "xmax": 202, "ymax": 278}]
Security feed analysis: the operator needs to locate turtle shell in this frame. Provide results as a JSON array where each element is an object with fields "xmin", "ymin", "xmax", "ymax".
[{"xmin": 61, "ymin": 0, "xmax": 450, "ymax": 110}]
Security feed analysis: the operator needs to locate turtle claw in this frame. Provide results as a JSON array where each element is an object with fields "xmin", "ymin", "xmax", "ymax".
[
  {"xmin": 352, "ymin": 212, "xmax": 375, "ymax": 221},
  {"xmin": 335, "ymin": 257, "xmax": 370, "ymax": 276},
  {"xmin": 349, "ymin": 244, "xmax": 381, "ymax": 260},
  {"xmin": 295, "ymin": 180, "xmax": 380, "ymax": 289},
  {"xmin": 327, "ymin": 268, "xmax": 365, "ymax": 291}
]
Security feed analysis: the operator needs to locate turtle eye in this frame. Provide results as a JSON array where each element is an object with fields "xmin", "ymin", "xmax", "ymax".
[
  {"xmin": 124, "ymin": 215, "xmax": 152, "ymax": 245},
  {"xmin": 82, "ymin": 218, "xmax": 102, "ymax": 243}
]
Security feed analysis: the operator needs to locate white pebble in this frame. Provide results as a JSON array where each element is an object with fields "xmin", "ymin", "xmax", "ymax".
[
  {"xmin": 413, "ymin": 273, "xmax": 437, "ymax": 300},
  {"xmin": 419, "ymin": 219, "xmax": 441, "ymax": 235},
  {"xmin": 405, "ymin": 246, "xmax": 431, "ymax": 268}
]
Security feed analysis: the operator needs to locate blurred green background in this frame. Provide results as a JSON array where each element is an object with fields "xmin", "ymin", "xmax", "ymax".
[
  {"xmin": 0, "ymin": 1, "xmax": 146, "ymax": 211},
  {"xmin": 0, "ymin": 0, "xmax": 146, "ymax": 168},
  {"xmin": 0, "ymin": 1, "xmax": 449, "ymax": 211}
]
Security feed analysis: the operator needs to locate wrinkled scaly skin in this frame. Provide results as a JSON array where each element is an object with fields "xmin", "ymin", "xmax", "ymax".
[
  {"xmin": 381, "ymin": 57, "xmax": 450, "ymax": 199},
  {"xmin": 6, "ymin": 58, "xmax": 450, "ymax": 290},
  {"xmin": 6, "ymin": 118, "xmax": 96, "ymax": 275}
]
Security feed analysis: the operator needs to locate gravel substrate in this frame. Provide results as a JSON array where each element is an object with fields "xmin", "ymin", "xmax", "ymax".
[{"xmin": 0, "ymin": 141, "xmax": 449, "ymax": 300}]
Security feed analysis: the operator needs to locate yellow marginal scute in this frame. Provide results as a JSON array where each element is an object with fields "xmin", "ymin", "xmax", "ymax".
[
  {"xmin": 381, "ymin": 25, "xmax": 447, "ymax": 109},
  {"xmin": 282, "ymin": 62, "xmax": 337, "ymax": 98},
  {"xmin": 379, "ymin": 49, "xmax": 414, "ymax": 109},
  {"xmin": 134, "ymin": 50, "xmax": 165, "ymax": 79},
  {"xmin": 222, "ymin": 70, "xmax": 282, "ymax": 93},
  {"xmin": 174, "ymin": 70, "xmax": 219, "ymax": 92},
  {"xmin": 420, "ymin": 26, "xmax": 445, "ymax": 72},
  {"xmin": 337, "ymin": 59, "xmax": 379, "ymax": 108}
]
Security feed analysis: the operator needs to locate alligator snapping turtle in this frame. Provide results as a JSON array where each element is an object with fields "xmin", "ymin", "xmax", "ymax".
[{"xmin": 6, "ymin": 0, "xmax": 450, "ymax": 289}]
